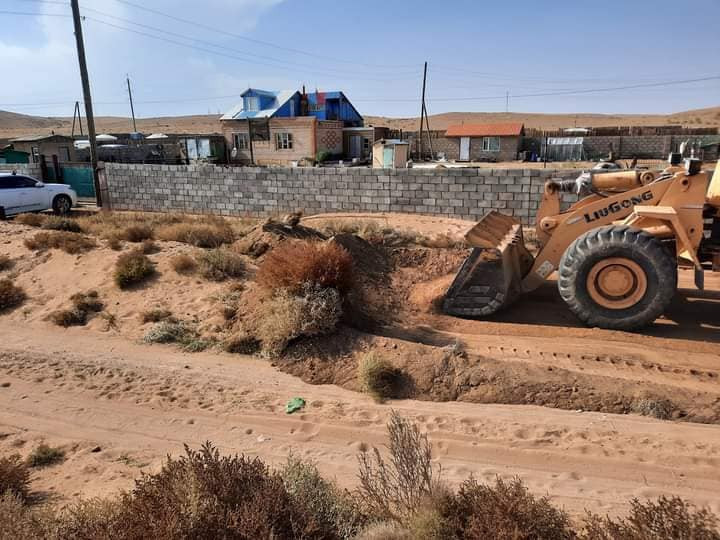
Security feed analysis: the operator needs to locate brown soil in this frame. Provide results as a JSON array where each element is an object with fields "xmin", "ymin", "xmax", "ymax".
[{"xmin": 1, "ymin": 211, "xmax": 720, "ymax": 516}]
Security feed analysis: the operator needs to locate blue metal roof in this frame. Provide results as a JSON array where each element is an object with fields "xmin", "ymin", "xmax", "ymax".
[{"xmin": 220, "ymin": 89, "xmax": 298, "ymax": 120}]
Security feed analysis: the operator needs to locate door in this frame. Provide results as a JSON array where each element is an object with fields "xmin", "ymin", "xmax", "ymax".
[
  {"xmin": 61, "ymin": 166, "xmax": 95, "ymax": 198},
  {"xmin": 383, "ymin": 147, "xmax": 395, "ymax": 168},
  {"xmin": 459, "ymin": 137, "xmax": 470, "ymax": 161},
  {"xmin": 349, "ymin": 135, "xmax": 362, "ymax": 159}
]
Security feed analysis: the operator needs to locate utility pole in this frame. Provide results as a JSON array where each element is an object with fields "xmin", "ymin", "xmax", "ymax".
[
  {"xmin": 70, "ymin": 0, "xmax": 102, "ymax": 206},
  {"xmin": 70, "ymin": 0, "xmax": 102, "ymax": 207},
  {"xmin": 71, "ymin": 101, "xmax": 84, "ymax": 137},
  {"xmin": 418, "ymin": 61, "xmax": 427, "ymax": 160},
  {"xmin": 506, "ymin": 91, "xmax": 509, "ymax": 113},
  {"xmin": 126, "ymin": 75, "xmax": 137, "ymax": 132}
]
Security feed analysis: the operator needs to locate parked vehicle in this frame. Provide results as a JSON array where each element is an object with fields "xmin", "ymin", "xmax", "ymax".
[{"xmin": 0, "ymin": 172, "xmax": 77, "ymax": 218}]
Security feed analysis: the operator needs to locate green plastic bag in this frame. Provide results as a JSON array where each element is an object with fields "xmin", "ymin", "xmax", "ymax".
[{"xmin": 286, "ymin": 397, "xmax": 306, "ymax": 414}]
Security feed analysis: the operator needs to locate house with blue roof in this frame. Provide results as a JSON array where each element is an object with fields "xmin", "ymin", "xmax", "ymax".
[{"xmin": 220, "ymin": 87, "xmax": 367, "ymax": 165}]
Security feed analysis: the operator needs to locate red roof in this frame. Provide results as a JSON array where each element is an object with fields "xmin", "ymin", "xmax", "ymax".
[{"xmin": 445, "ymin": 122, "xmax": 524, "ymax": 137}]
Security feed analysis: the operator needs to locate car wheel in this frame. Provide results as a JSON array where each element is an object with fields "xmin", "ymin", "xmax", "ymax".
[{"xmin": 52, "ymin": 195, "xmax": 72, "ymax": 215}]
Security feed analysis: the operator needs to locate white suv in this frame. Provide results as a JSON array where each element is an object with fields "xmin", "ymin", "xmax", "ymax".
[{"xmin": 0, "ymin": 172, "xmax": 78, "ymax": 218}]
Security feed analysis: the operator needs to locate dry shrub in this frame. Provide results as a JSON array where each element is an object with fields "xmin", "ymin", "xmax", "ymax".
[
  {"xmin": 438, "ymin": 477, "xmax": 575, "ymax": 540},
  {"xmin": 358, "ymin": 354, "xmax": 405, "ymax": 402},
  {"xmin": 24, "ymin": 231, "xmax": 96, "ymax": 254},
  {"xmin": 358, "ymin": 411, "xmax": 437, "ymax": 523},
  {"xmin": 170, "ymin": 253, "xmax": 197, "ymax": 274},
  {"xmin": 143, "ymin": 321, "xmax": 192, "ymax": 344},
  {"xmin": 281, "ymin": 457, "xmax": 366, "ymax": 539},
  {"xmin": 41, "ymin": 217, "xmax": 82, "ymax": 233},
  {"xmin": 222, "ymin": 333, "xmax": 261, "ymax": 355},
  {"xmin": 49, "ymin": 308, "xmax": 87, "ymax": 327},
  {"xmin": 114, "ymin": 250, "xmax": 155, "ymax": 289},
  {"xmin": 156, "ymin": 222, "xmax": 234, "ymax": 248},
  {"xmin": 119, "ymin": 224, "xmax": 153, "ymax": 243},
  {"xmin": 14, "ymin": 213, "xmax": 46, "ymax": 227},
  {"xmin": 27, "ymin": 444, "xmax": 65, "ymax": 468},
  {"xmin": 633, "ymin": 397, "xmax": 674, "ymax": 420},
  {"xmin": 0, "ymin": 278, "xmax": 26, "ymax": 312},
  {"xmin": 0, "ymin": 454, "xmax": 30, "ymax": 501},
  {"xmin": 320, "ymin": 219, "xmax": 381, "ymax": 238},
  {"xmin": 140, "ymin": 308, "xmax": 174, "ymax": 324},
  {"xmin": 106, "ymin": 442, "xmax": 313, "ymax": 539},
  {"xmin": 255, "ymin": 283, "xmax": 342, "ymax": 354},
  {"xmin": 257, "ymin": 240, "xmax": 353, "ymax": 294},
  {"xmin": 106, "ymin": 235, "xmax": 123, "ymax": 251},
  {"xmin": 353, "ymin": 521, "xmax": 413, "ymax": 540},
  {"xmin": 0, "ymin": 255, "xmax": 12, "ymax": 272},
  {"xmin": 70, "ymin": 290, "xmax": 103, "ymax": 312},
  {"xmin": 196, "ymin": 249, "xmax": 245, "ymax": 281},
  {"xmin": 140, "ymin": 239, "xmax": 159, "ymax": 254},
  {"xmin": 582, "ymin": 496, "xmax": 720, "ymax": 540},
  {"xmin": 0, "ymin": 492, "xmax": 55, "ymax": 539}
]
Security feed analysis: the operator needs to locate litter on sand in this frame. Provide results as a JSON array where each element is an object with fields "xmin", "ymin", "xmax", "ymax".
[{"xmin": 286, "ymin": 397, "xmax": 306, "ymax": 414}]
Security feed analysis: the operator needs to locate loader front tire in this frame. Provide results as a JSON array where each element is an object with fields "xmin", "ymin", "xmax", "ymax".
[{"xmin": 558, "ymin": 225, "xmax": 677, "ymax": 331}]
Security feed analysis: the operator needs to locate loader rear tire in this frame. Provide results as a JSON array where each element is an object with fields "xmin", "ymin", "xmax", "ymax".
[{"xmin": 558, "ymin": 225, "xmax": 677, "ymax": 331}]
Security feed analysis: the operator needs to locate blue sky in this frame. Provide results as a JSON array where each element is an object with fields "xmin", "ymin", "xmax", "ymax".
[{"xmin": 1, "ymin": 0, "xmax": 719, "ymax": 119}]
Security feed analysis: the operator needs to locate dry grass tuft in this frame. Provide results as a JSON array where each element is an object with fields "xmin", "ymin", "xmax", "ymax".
[
  {"xmin": 256, "ymin": 240, "xmax": 353, "ymax": 294},
  {"xmin": 156, "ymin": 221, "xmax": 234, "ymax": 248},
  {"xmin": 49, "ymin": 308, "xmax": 87, "ymax": 327},
  {"xmin": 24, "ymin": 231, "xmax": 96, "ymax": 254},
  {"xmin": 255, "ymin": 283, "xmax": 342, "ymax": 355},
  {"xmin": 140, "ymin": 239, "xmax": 159, "ymax": 254},
  {"xmin": 114, "ymin": 250, "xmax": 155, "ymax": 289},
  {"xmin": 196, "ymin": 249, "xmax": 246, "ymax": 281},
  {"xmin": 27, "ymin": 444, "xmax": 65, "ymax": 468},
  {"xmin": 0, "ymin": 454, "xmax": 31, "ymax": 501},
  {"xmin": 119, "ymin": 224, "xmax": 153, "ymax": 243},
  {"xmin": 41, "ymin": 216, "xmax": 83, "ymax": 233},
  {"xmin": 70, "ymin": 290, "xmax": 103, "ymax": 312},
  {"xmin": 358, "ymin": 353, "xmax": 405, "ymax": 402},
  {"xmin": 0, "ymin": 278, "xmax": 26, "ymax": 312},
  {"xmin": 0, "ymin": 254, "xmax": 12, "ymax": 272},
  {"xmin": 14, "ymin": 213, "xmax": 46, "ymax": 227},
  {"xmin": 633, "ymin": 397, "xmax": 674, "ymax": 420},
  {"xmin": 353, "ymin": 521, "xmax": 413, "ymax": 540},
  {"xmin": 143, "ymin": 321, "xmax": 192, "ymax": 344},
  {"xmin": 170, "ymin": 253, "xmax": 197, "ymax": 274},
  {"xmin": 140, "ymin": 308, "xmax": 174, "ymax": 324}
]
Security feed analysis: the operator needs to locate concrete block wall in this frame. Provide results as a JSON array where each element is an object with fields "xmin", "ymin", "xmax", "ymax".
[
  {"xmin": 104, "ymin": 163, "xmax": 581, "ymax": 226},
  {"xmin": 0, "ymin": 163, "xmax": 42, "ymax": 177}
]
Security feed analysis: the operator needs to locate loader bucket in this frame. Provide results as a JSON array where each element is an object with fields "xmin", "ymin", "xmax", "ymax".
[{"xmin": 443, "ymin": 211, "xmax": 534, "ymax": 317}]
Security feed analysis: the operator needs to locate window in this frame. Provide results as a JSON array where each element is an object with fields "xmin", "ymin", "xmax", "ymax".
[
  {"xmin": 482, "ymin": 137, "xmax": 500, "ymax": 152},
  {"xmin": 275, "ymin": 132, "xmax": 293, "ymax": 150},
  {"xmin": 245, "ymin": 96, "xmax": 260, "ymax": 111},
  {"xmin": 31, "ymin": 147, "xmax": 40, "ymax": 163},
  {"xmin": 233, "ymin": 133, "xmax": 249, "ymax": 150},
  {"xmin": 362, "ymin": 137, "xmax": 370, "ymax": 153},
  {"xmin": 0, "ymin": 175, "xmax": 36, "ymax": 189}
]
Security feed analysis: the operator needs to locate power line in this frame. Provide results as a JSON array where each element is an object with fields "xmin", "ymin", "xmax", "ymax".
[
  {"xmin": 0, "ymin": 10, "xmax": 69, "ymax": 17},
  {"xmin": 80, "ymin": 7, "xmax": 421, "ymax": 80},
  {"xmin": 110, "ymin": 0, "xmax": 415, "ymax": 70}
]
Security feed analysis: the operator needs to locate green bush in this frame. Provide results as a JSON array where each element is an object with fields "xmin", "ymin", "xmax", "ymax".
[{"xmin": 114, "ymin": 250, "xmax": 155, "ymax": 289}]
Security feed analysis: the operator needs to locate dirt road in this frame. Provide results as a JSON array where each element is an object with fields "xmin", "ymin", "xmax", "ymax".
[{"xmin": 1, "ymin": 321, "xmax": 720, "ymax": 519}]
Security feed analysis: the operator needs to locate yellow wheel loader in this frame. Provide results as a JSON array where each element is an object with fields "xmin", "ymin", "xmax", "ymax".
[{"xmin": 444, "ymin": 157, "xmax": 720, "ymax": 330}]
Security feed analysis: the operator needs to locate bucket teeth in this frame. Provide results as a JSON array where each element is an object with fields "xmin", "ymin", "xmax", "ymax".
[{"xmin": 443, "ymin": 211, "xmax": 533, "ymax": 318}]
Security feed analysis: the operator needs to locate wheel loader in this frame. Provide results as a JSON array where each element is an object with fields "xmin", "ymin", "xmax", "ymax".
[{"xmin": 444, "ymin": 156, "xmax": 720, "ymax": 330}]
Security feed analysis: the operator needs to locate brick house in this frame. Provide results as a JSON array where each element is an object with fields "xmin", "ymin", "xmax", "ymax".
[
  {"xmin": 444, "ymin": 122, "xmax": 524, "ymax": 162},
  {"xmin": 10, "ymin": 134, "xmax": 78, "ymax": 164},
  {"xmin": 221, "ymin": 88, "xmax": 363, "ymax": 165}
]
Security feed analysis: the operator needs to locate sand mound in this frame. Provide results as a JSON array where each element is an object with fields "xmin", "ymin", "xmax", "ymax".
[
  {"xmin": 234, "ymin": 220, "xmax": 326, "ymax": 258},
  {"xmin": 329, "ymin": 233, "xmax": 389, "ymax": 278}
]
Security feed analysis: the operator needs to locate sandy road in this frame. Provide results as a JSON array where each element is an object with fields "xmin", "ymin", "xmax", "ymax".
[{"xmin": 1, "ymin": 321, "xmax": 720, "ymax": 519}]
